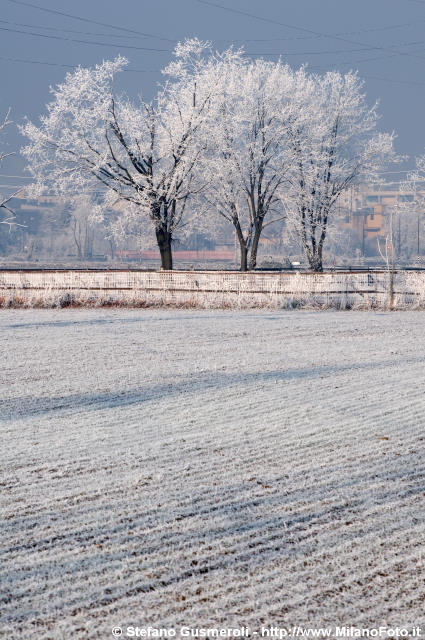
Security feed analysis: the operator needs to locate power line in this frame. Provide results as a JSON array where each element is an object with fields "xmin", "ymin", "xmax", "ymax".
[
  {"xmin": 194, "ymin": 0, "xmax": 425, "ymax": 62},
  {"xmin": 5, "ymin": 1, "xmax": 425, "ymax": 68},
  {"xmin": 221, "ymin": 17, "xmax": 425, "ymax": 43},
  {"xmin": 3, "ymin": 15, "xmax": 424, "ymax": 46},
  {"xmin": 0, "ymin": 55, "xmax": 157, "ymax": 73},
  {"xmin": 0, "ymin": 24, "xmax": 380, "ymax": 58},
  {"xmin": 247, "ymin": 39, "xmax": 425, "ymax": 58},
  {"xmin": 0, "ymin": 184, "xmax": 28, "ymax": 188},
  {"xmin": 0, "ymin": 18, "xmax": 169, "ymax": 41},
  {"xmin": 6, "ymin": 23, "xmax": 425, "ymax": 61},
  {"xmin": 5, "ymin": 0, "xmax": 425, "ymax": 78},
  {"xmin": 3, "ymin": 46, "xmax": 425, "ymax": 88},
  {"xmin": 310, "ymin": 47, "xmax": 425, "ymax": 73},
  {"xmin": 248, "ymin": 47, "xmax": 378, "ymax": 57},
  {"xmin": 5, "ymin": 0, "xmax": 425, "ymax": 51},
  {"xmin": 0, "ymin": 25, "xmax": 171, "ymax": 52},
  {"xmin": 5, "ymin": 0, "xmax": 175, "ymax": 42},
  {"xmin": 309, "ymin": 55, "xmax": 425, "ymax": 86},
  {"xmin": 310, "ymin": 53, "xmax": 399, "ymax": 69},
  {"xmin": 3, "ymin": 5, "xmax": 425, "ymax": 88},
  {"xmin": 360, "ymin": 74, "xmax": 425, "ymax": 87},
  {"xmin": 327, "ymin": 19, "xmax": 425, "ymax": 37}
]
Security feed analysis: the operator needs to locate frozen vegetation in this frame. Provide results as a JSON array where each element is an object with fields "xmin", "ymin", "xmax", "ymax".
[
  {"xmin": 21, "ymin": 40, "xmax": 396, "ymax": 273},
  {"xmin": 1, "ymin": 309, "xmax": 425, "ymax": 637}
]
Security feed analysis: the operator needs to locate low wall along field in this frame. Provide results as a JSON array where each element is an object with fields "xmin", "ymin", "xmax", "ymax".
[{"xmin": 1, "ymin": 269, "xmax": 425, "ymax": 309}]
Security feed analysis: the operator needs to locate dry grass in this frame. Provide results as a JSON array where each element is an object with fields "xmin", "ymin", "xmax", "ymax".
[{"xmin": 1, "ymin": 288, "xmax": 424, "ymax": 310}]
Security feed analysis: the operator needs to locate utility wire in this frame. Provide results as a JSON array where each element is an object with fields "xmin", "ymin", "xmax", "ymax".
[
  {"xmin": 0, "ymin": 25, "xmax": 171, "ymax": 52},
  {"xmin": 3, "ymin": 15, "xmax": 425, "ymax": 45},
  {"xmin": 3, "ymin": 3, "xmax": 425, "ymax": 87},
  {"xmin": 5, "ymin": 0, "xmax": 425, "ymax": 84},
  {"xmin": 0, "ymin": 18, "xmax": 166, "ymax": 40},
  {"xmin": 5, "ymin": 23, "xmax": 425, "ymax": 59},
  {"xmin": 359, "ymin": 74, "xmax": 425, "ymax": 86},
  {"xmin": 194, "ymin": 0, "xmax": 425, "ymax": 62},
  {"xmin": 223, "ymin": 18, "xmax": 425, "ymax": 42},
  {"xmin": 5, "ymin": 1, "xmax": 425, "ymax": 66},
  {"xmin": 5, "ymin": 0, "xmax": 175, "ymax": 42},
  {"xmin": 246, "ymin": 40, "xmax": 425, "ymax": 57},
  {"xmin": 0, "ymin": 55, "xmax": 157, "ymax": 72},
  {"xmin": 5, "ymin": 0, "xmax": 425, "ymax": 48},
  {"xmin": 3, "ymin": 49, "xmax": 425, "ymax": 88},
  {"xmin": 0, "ymin": 24, "xmax": 382, "ymax": 57},
  {"xmin": 309, "ymin": 55, "xmax": 425, "ymax": 86}
]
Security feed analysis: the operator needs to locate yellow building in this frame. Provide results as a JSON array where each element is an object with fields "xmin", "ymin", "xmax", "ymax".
[{"xmin": 339, "ymin": 185, "xmax": 421, "ymax": 256}]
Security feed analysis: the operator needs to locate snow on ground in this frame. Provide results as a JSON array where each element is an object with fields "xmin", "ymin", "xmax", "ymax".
[{"xmin": 1, "ymin": 309, "xmax": 425, "ymax": 638}]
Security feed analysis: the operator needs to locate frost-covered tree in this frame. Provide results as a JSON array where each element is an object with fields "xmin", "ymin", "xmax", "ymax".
[
  {"xmin": 21, "ymin": 40, "xmax": 225, "ymax": 269},
  {"xmin": 201, "ymin": 59, "xmax": 292, "ymax": 271},
  {"xmin": 401, "ymin": 155, "xmax": 425, "ymax": 258},
  {"xmin": 20, "ymin": 40, "xmax": 397, "ymax": 272},
  {"xmin": 283, "ymin": 71, "xmax": 396, "ymax": 272},
  {"xmin": 63, "ymin": 195, "xmax": 103, "ymax": 260}
]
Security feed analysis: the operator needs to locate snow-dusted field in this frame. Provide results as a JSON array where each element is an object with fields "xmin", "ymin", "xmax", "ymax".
[{"xmin": 1, "ymin": 309, "xmax": 425, "ymax": 638}]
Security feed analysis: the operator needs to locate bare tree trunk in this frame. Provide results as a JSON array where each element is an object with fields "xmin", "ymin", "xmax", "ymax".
[
  {"xmin": 83, "ymin": 223, "xmax": 94, "ymax": 259},
  {"xmin": 389, "ymin": 214, "xmax": 395, "ymax": 311},
  {"xmin": 239, "ymin": 243, "xmax": 248, "ymax": 271},
  {"xmin": 389, "ymin": 269, "xmax": 394, "ymax": 311},
  {"xmin": 156, "ymin": 227, "xmax": 173, "ymax": 270},
  {"xmin": 248, "ymin": 219, "xmax": 264, "ymax": 270},
  {"xmin": 71, "ymin": 219, "xmax": 82, "ymax": 259},
  {"xmin": 305, "ymin": 243, "xmax": 324, "ymax": 272},
  {"xmin": 234, "ymin": 220, "xmax": 248, "ymax": 272},
  {"xmin": 314, "ymin": 245, "xmax": 324, "ymax": 272},
  {"xmin": 309, "ymin": 256, "xmax": 323, "ymax": 272},
  {"xmin": 108, "ymin": 237, "xmax": 115, "ymax": 260}
]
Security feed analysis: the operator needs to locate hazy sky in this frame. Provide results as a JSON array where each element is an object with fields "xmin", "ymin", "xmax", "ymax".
[{"xmin": 2, "ymin": 0, "xmax": 425, "ymax": 189}]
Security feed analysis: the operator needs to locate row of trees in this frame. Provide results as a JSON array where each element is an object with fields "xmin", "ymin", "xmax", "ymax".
[{"xmin": 21, "ymin": 39, "xmax": 397, "ymax": 271}]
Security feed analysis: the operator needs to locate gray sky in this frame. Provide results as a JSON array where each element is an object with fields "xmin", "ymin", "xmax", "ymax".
[{"xmin": 2, "ymin": 0, "xmax": 425, "ymax": 188}]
